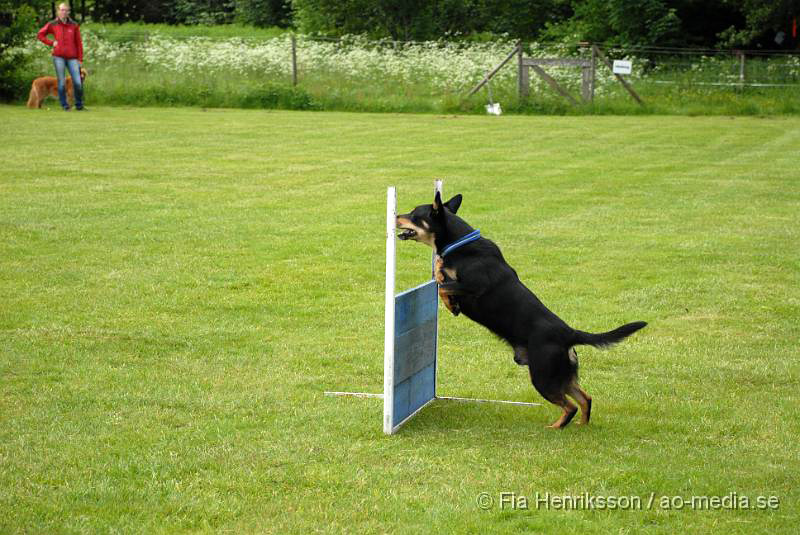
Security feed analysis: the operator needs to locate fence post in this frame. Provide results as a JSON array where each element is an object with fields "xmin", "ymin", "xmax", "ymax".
[
  {"xmin": 590, "ymin": 44, "xmax": 596, "ymax": 102},
  {"xmin": 579, "ymin": 42, "xmax": 594, "ymax": 102},
  {"xmin": 517, "ymin": 41, "xmax": 529, "ymax": 99},
  {"xmin": 291, "ymin": 35, "xmax": 298, "ymax": 86},
  {"xmin": 739, "ymin": 51, "xmax": 745, "ymax": 85}
]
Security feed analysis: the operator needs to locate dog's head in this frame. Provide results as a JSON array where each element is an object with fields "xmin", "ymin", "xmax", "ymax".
[
  {"xmin": 79, "ymin": 67, "xmax": 88, "ymax": 81},
  {"xmin": 396, "ymin": 191, "xmax": 465, "ymax": 251}
]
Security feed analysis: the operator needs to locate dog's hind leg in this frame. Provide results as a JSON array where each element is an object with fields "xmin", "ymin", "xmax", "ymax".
[
  {"xmin": 563, "ymin": 348, "xmax": 592, "ymax": 424},
  {"xmin": 546, "ymin": 397, "xmax": 578, "ymax": 429},
  {"xmin": 567, "ymin": 382, "xmax": 592, "ymax": 424},
  {"xmin": 26, "ymin": 87, "xmax": 37, "ymax": 108},
  {"xmin": 527, "ymin": 361, "xmax": 577, "ymax": 429},
  {"xmin": 527, "ymin": 343, "xmax": 580, "ymax": 429},
  {"xmin": 27, "ymin": 86, "xmax": 44, "ymax": 108}
]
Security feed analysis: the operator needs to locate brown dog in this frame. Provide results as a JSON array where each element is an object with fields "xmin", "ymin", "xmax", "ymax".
[{"xmin": 26, "ymin": 67, "xmax": 87, "ymax": 109}]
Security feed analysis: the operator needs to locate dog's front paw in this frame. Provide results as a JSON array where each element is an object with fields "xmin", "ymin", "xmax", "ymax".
[
  {"xmin": 434, "ymin": 256, "xmax": 446, "ymax": 284},
  {"xmin": 446, "ymin": 295, "xmax": 461, "ymax": 316},
  {"xmin": 438, "ymin": 287, "xmax": 460, "ymax": 315}
]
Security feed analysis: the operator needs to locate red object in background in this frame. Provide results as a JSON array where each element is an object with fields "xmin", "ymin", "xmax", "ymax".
[
  {"xmin": 793, "ymin": 17, "xmax": 797, "ymax": 39},
  {"xmin": 37, "ymin": 19, "xmax": 84, "ymax": 62}
]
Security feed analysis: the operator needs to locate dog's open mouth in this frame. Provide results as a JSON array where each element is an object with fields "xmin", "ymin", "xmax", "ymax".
[{"xmin": 397, "ymin": 229, "xmax": 417, "ymax": 240}]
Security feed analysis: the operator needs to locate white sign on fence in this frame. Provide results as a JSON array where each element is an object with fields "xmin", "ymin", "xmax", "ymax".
[{"xmin": 612, "ymin": 60, "xmax": 632, "ymax": 75}]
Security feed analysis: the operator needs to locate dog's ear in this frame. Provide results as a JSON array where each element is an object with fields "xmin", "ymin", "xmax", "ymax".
[
  {"xmin": 432, "ymin": 190, "xmax": 443, "ymax": 215},
  {"xmin": 444, "ymin": 194, "xmax": 462, "ymax": 214}
]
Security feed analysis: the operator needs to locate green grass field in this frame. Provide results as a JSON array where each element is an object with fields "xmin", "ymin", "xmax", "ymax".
[{"xmin": 1, "ymin": 106, "xmax": 798, "ymax": 533}]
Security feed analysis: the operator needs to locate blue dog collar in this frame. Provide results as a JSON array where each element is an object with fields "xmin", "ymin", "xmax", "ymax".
[{"xmin": 440, "ymin": 229, "xmax": 481, "ymax": 257}]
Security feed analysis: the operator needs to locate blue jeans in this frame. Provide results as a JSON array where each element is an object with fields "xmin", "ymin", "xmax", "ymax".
[{"xmin": 53, "ymin": 56, "xmax": 83, "ymax": 109}]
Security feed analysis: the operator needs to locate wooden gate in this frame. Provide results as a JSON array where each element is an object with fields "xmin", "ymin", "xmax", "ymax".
[{"xmin": 466, "ymin": 43, "xmax": 643, "ymax": 106}]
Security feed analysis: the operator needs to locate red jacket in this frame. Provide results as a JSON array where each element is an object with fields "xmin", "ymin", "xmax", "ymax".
[{"xmin": 37, "ymin": 18, "xmax": 84, "ymax": 63}]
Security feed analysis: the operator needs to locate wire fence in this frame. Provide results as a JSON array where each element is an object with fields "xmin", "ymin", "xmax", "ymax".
[
  {"xmin": 22, "ymin": 29, "xmax": 800, "ymax": 111},
  {"xmin": 599, "ymin": 44, "xmax": 800, "ymax": 88},
  {"xmin": 67, "ymin": 29, "xmax": 800, "ymax": 91}
]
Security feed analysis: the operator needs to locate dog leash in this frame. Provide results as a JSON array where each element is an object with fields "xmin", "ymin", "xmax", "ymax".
[{"xmin": 440, "ymin": 229, "xmax": 481, "ymax": 257}]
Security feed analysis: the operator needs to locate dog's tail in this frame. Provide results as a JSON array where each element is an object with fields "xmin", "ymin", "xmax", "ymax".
[{"xmin": 571, "ymin": 321, "xmax": 647, "ymax": 349}]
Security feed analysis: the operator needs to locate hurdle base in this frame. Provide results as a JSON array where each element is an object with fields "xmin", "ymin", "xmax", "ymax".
[{"xmin": 324, "ymin": 391, "xmax": 541, "ymax": 407}]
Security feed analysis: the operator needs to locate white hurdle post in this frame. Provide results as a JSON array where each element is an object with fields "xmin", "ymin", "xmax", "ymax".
[
  {"xmin": 432, "ymin": 179, "xmax": 442, "ymax": 396},
  {"xmin": 383, "ymin": 184, "xmax": 441, "ymax": 434},
  {"xmin": 432, "ymin": 179, "xmax": 442, "ymax": 275},
  {"xmin": 383, "ymin": 187, "xmax": 397, "ymax": 435}
]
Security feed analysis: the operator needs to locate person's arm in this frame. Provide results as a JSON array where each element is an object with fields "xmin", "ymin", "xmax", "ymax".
[
  {"xmin": 37, "ymin": 23, "xmax": 54, "ymax": 47},
  {"xmin": 75, "ymin": 25, "xmax": 83, "ymax": 63}
]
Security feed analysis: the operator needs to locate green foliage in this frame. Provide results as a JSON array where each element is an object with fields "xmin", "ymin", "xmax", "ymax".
[
  {"xmin": 373, "ymin": 0, "xmax": 435, "ymax": 41},
  {"xmin": 88, "ymin": 0, "xmax": 172, "ymax": 23},
  {"xmin": 480, "ymin": 0, "xmax": 573, "ymax": 39},
  {"xmin": 240, "ymin": 84, "xmax": 317, "ymax": 109},
  {"xmin": 89, "ymin": 0, "xmax": 245, "ymax": 25},
  {"xmin": 78, "ymin": 0, "xmax": 799, "ymax": 48},
  {"xmin": 292, "ymin": 0, "xmax": 379, "ymax": 37},
  {"xmin": 0, "ymin": 1, "xmax": 49, "ymax": 101},
  {"xmin": 717, "ymin": 0, "xmax": 797, "ymax": 47},
  {"xmin": 171, "ymin": 0, "xmax": 236, "ymax": 25},
  {"xmin": 79, "ymin": 71, "xmax": 317, "ymax": 110},
  {"xmin": 292, "ymin": 0, "xmax": 573, "ymax": 40},
  {"xmin": 235, "ymin": 0, "xmax": 292, "ymax": 27},
  {"xmin": 546, "ymin": 0, "xmax": 681, "ymax": 46},
  {"xmin": 83, "ymin": 21, "xmax": 287, "ymax": 41}
]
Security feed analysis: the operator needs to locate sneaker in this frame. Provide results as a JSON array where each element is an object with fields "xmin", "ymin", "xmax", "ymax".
[
  {"xmin": 63, "ymin": 106, "xmax": 71, "ymax": 111},
  {"xmin": 76, "ymin": 107, "xmax": 87, "ymax": 111}
]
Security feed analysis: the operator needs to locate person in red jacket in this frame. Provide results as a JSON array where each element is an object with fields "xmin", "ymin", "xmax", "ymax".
[{"xmin": 37, "ymin": 3, "xmax": 85, "ymax": 110}]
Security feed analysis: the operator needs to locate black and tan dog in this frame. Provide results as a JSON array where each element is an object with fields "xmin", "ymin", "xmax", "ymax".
[{"xmin": 396, "ymin": 191, "xmax": 646, "ymax": 429}]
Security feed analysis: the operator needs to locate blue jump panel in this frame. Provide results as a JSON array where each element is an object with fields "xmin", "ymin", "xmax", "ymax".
[{"xmin": 392, "ymin": 280, "xmax": 438, "ymax": 428}]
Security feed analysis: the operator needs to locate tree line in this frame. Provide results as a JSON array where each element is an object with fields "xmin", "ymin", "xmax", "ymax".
[{"xmin": 20, "ymin": 0, "xmax": 798, "ymax": 50}]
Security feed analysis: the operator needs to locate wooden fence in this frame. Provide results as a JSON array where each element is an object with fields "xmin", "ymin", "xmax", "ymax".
[{"xmin": 468, "ymin": 43, "xmax": 643, "ymax": 106}]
